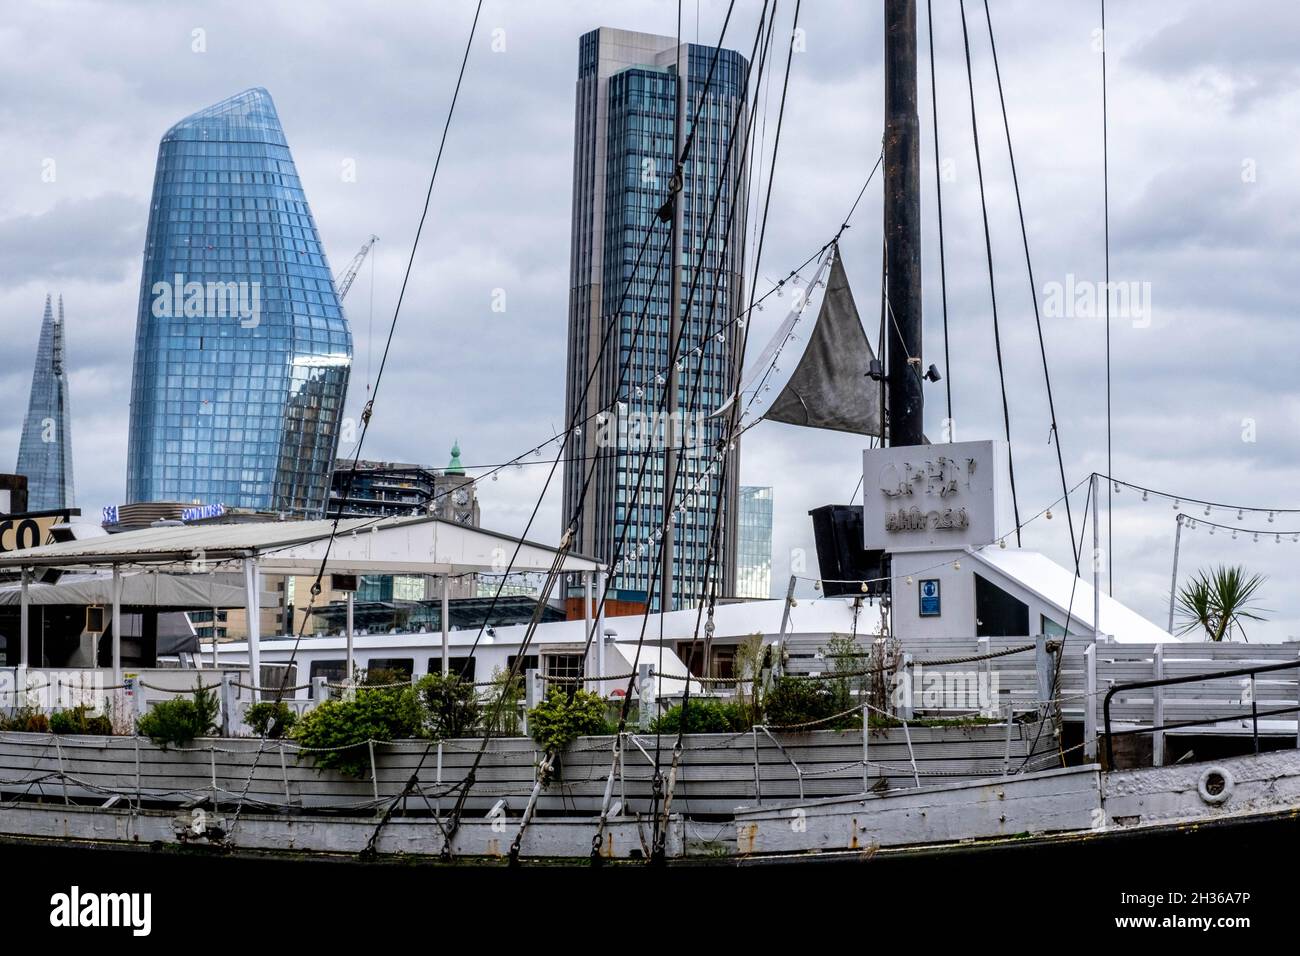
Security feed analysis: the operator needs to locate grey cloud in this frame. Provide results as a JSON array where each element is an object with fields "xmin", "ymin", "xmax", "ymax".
[{"xmin": 0, "ymin": 194, "xmax": 143, "ymax": 283}]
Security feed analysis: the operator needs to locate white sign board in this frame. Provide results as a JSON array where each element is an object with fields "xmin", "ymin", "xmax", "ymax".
[{"xmin": 862, "ymin": 440, "xmax": 1010, "ymax": 552}]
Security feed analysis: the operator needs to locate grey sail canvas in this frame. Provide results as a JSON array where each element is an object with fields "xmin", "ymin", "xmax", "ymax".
[{"xmin": 763, "ymin": 247, "xmax": 883, "ymax": 437}]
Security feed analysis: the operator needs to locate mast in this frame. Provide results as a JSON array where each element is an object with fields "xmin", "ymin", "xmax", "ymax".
[{"xmin": 884, "ymin": 0, "xmax": 924, "ymax": 446}]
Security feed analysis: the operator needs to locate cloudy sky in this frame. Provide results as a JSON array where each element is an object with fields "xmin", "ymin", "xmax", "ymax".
[{"xmin": 2, "ymin": 0, "xmax": 1299, "ymax": 638}]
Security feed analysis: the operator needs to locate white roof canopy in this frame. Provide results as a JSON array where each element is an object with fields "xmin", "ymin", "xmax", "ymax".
[
  {"xmin": 0, "ymin": 571, "xmax": 278, "ymax": 608},
  {"xmin": 0, "ymin": 514, "xmax": 604, "ymax": 577}
]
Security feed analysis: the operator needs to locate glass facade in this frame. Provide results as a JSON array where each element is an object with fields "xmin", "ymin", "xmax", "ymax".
[
  {"xmin": 16, "ymin": 294, "xmax": 75, "ymax": 512},
  {"xmin": 565, "ymin": 30, "xmax": 748, "ymax": 611},
  {"xmin": 126, "ymin": 88, "xmax": 351, "ymax": 516},
  {"xmin": 736, "ymin": 485, "xmax": 773, "ymax": 599}
]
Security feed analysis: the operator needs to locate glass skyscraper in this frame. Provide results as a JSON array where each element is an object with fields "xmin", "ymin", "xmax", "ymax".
[
  {"xmin": 16, "ymin": 294, "xmax": 75, "ymax": 512},
  {"xmin": 126, "ymin": 88, "xmax": 351, "ymax": 516},
  {"xmin": 736, "ymin": 485, "xmax": 773, "ymax": 599},
  {"xmin": 564, "ymin": 28, "xmax": 748, "ymax": 610}
]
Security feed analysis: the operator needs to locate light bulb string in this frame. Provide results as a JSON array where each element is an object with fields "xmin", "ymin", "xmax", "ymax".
[
  {"xmin": 1100, "ymin": 473, "xmax": 1300, "ymax": 518},
  {"xmin": 1176, "ymin": 513, "xmax": 1300, "ymax": 540}
]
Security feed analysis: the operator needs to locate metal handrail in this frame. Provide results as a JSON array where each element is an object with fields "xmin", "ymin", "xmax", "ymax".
[{"xmin": 1103, "ymin": 657, "xmax": 1300, "ymax": 766}]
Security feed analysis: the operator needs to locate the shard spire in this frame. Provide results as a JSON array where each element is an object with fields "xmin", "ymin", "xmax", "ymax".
[{"xmin": 15, "ymin": 294, "xmax": 75, "ymax": 511}]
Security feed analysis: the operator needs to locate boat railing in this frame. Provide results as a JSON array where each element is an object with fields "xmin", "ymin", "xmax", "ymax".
[{"xmin": 1103, "ymin": 657, "xmax": 1300, "ymax": 767}]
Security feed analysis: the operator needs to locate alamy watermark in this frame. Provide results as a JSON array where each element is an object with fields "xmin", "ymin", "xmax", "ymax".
[
  {"xmin": 49, "ymin": 887, "xmax": 151, "ymax": 936},
  {"xmin": 1042, "ymin": 273, "xmax": 1152, "ymax": 328},
  {"xmin": 593, "ymin": 405, "xmax": 710, "ymax": 455},
  {"xmin": 151, "ymin": 273, "xmax": 260, "ymax": 328},
  {"xmin": 0, "ymin": 670, "xmax": 107, "ymax": 715},
  {"xmin": 891, "ymin": 664, "xmax": 1001, "ymax": 712}
]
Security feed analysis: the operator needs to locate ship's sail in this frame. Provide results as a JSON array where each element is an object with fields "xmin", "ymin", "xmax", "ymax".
[{"xmin": 716, "ymin": 244, "xmax": 883, "ymax": 437}]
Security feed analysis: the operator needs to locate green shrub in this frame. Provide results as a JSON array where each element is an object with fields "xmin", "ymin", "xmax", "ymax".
[
  {"xmin": 136, "ymin": 681, "xmax": 220, "ymax": 749},
  {"xmin": 415, "ymin": 672, "xmax": 480, "ymax": 739},
  {"xmin": 482, "ymin": 667, "xmax": 523, "ymax": 736},
  {"xmin": 762, "ymin": 676, "xmax": 854, "ymax": 731},
  {"xmin": 49, "ymin": 705, "xmax": 113, "ymax": 736},
  {"xmin": 290, "ymin": 685, "xmax": 422, "ymax": 778},
  {"xmin": 648, "ymin": 699, "xmax": 751, "ymax": 734},
  {"xmin": 243, "ymin": 700, "xmax": 297, "ymax": 739},
  {"xmin": 0, "ymin": 707, "xmax": 49, "ymax": 733},
  {"xmin": 527, "ymin": 687, "xmax": 612, "ymax": 753}
]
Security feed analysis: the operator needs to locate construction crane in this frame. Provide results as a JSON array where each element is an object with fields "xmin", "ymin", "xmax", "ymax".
[{"xmin": 333, "ymin": 234, "xmax": 378, "ymax": 302}]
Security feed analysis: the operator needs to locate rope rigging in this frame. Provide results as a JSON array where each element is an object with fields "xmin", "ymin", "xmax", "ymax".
[
  {"xmin": 958, "ymin": 0, "xmax": 1022, "ymax": 545},
  {"xmin": 377, "ymin": 0, "xmax": 760, "ymax": 858},
  {"xmin": 926, "ymin": 0, "xmax": 953, "ymax": 436},
  {"xmin": 979, "ymin": 0, "xmax": 1078, "ymax": 566},
  {"xmin": 227, "ymin": 0, "xmax": 485, "ymax": 842},
  {"xmin": 1101, "ymin": 0, "xmax": 1114, "ymax": 595}
]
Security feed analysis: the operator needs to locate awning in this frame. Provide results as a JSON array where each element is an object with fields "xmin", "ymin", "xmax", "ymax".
[
  {"xmin": 0, "ymin": 571, "xmax": 277, "ymax": 609},
  {"xmin": 0, "ymin": 513, "xmax": 605, "ymax": 576}
]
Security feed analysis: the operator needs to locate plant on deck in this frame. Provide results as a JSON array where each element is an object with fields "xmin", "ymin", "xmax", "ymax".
[
  {"xmin": 648, "ymin": 699, "xmax": 751, "ymax": 734},
  {"xmin": 0, "ymin": 707, "xmax": 49, "ymax": 733},
  {"xmin": 243, "ymin": 700, "xmax": 298, "ymax": 739},
  {"xmin": 136, "ymin": 680, "xmax": 220, "ymax": 749},
  {"xmin": 49, "ymin": 705, "xmax": 113, "ymax": 736},
  {"xmin": 762, "ymin": 675, "xmax": 854, "ymax": 730},
  {"xmin": 526, "ymin": 687, "xmax": 612, "ymax": 753},
  {"xmin": 290, "ymin": 683, "xmax": 423, "ymax": 778},
  {"xmin": 416, "ymin": 672, "xmax": 481, "ymax": 739},
  {"xmin": 1176, "ymin": 564, "xmax": 1269, "ymax": 642}
]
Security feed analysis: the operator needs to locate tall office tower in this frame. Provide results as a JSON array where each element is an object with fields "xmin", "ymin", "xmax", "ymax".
[
  {"xmin": 16, "ymin": 294, "xmax": 75, "ymax": 512},
  {"xmin": 736, "ymin": 485, "xmax": 773, "ymax": 599},
  {"xmin": 563, "ymin": 28, "xmax": 749, "ymax": 610},
  {"xmin": 126, "ymin": 88, "xmax": 352, "ymax": 516}
]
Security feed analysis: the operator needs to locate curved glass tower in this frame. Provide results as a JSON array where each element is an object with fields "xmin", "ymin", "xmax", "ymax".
[{"xmin": 126, "ymin": 88, "xmax": 351, "ymax": 516}]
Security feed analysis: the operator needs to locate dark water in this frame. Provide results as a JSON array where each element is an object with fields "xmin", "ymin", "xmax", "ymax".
[{"xmin": 3, "ymin": 808, "xmax": 1294, "ymax": 940}]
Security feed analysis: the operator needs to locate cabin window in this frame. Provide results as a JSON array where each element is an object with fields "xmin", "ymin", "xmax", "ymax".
[
  {"xmin": 675, "ymin": 641, "xmax": 735, "ymax": 679},
  {"xmin": 368, "ymin": 657, "xmax": 414, "ymax": 678},
  {"xmin": 310, "ymin": 659, "xmax": 347, "ymax": 684},
  {"xmin": 544, "ymin": 654, "xmax": 584, "ymax": 683},
  {"xmin": 429, "ymin": 656, "xmax": 476, "ymax": 681},
  {"xmin": 258, "ymin": 664, "xmax": 297, "ymax": 701},
  {"xmin": 507, "ymin": 654, "xmax": 539, "ymax": 675},
  {"xmin": 974, "ymin": 574, "xmax": 1029, "ymax": 637},
  {"xmin": 1041, "ymin": 616, "xmax": 1067, "ymax": 638}
]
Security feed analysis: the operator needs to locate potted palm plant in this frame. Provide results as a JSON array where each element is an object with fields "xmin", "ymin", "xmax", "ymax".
[{"xmin": 1175, "ymin": 564, "xmax": 1269, "ymax": 642}]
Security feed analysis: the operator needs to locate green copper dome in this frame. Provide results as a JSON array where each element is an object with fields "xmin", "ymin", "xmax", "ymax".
[{"xmin": 447, "ymin": 440, "xmax": 465, "ymax": 475}]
